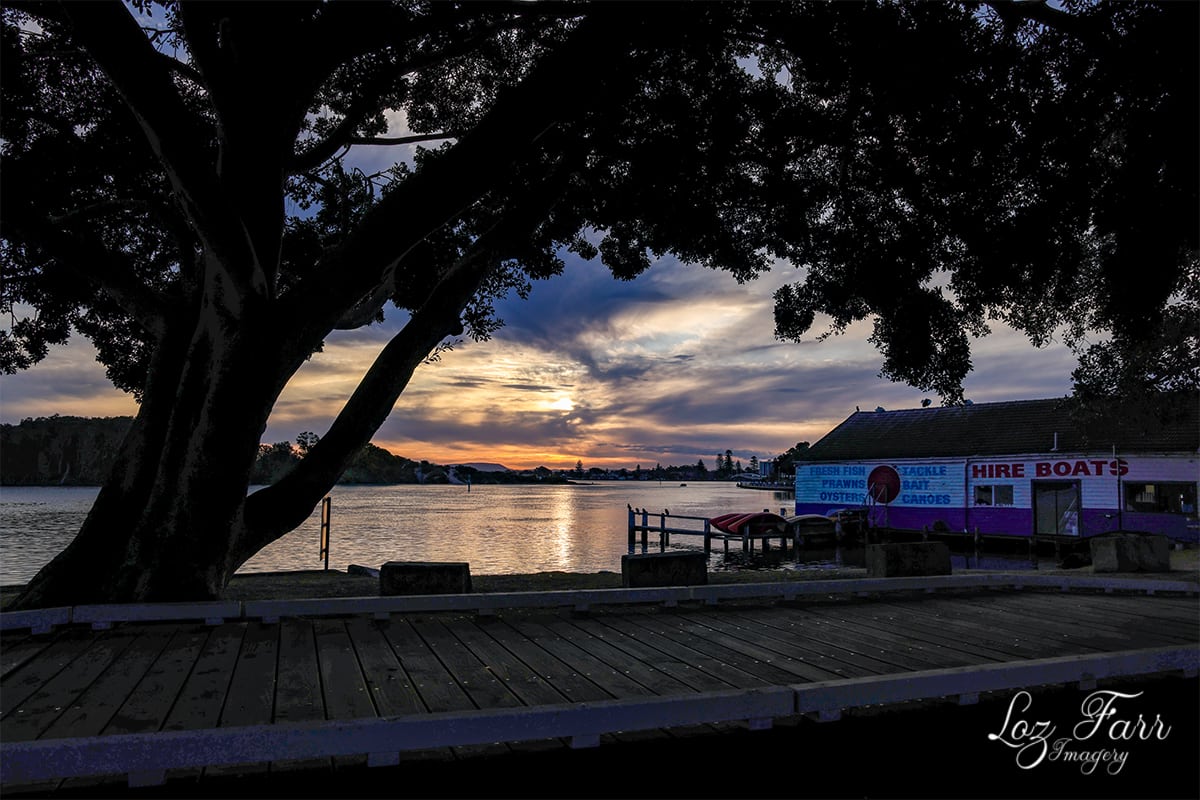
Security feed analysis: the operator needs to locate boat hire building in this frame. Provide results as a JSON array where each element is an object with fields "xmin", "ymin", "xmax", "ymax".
[{"xmin": 794, "ymin": 398, "xmax": 1199, "ymax": 543}]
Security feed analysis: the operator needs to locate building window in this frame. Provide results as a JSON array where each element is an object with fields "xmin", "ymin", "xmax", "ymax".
[
  {"xmin": 1124, "ymin": 482, "xmax": 1198, "ymax": 515},
  {"xmin": 974, "ymin": 485, "xmax": 1014, "ymax": 507}
]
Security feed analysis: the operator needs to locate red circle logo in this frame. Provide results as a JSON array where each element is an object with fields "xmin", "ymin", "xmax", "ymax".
[{"xmin": 867, "ymin": 465, "xmax": 901, "ymax": 504}]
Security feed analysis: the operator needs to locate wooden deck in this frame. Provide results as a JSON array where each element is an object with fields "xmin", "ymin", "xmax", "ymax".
[{"xmin": 1, "ymin": 574, "xmax": 1197, "ymax": 791}]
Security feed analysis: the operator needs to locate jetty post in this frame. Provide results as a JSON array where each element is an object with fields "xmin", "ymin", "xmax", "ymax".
[{"xmin": 319, "ymin": 496, "xmax": 332, "ymax": 571}]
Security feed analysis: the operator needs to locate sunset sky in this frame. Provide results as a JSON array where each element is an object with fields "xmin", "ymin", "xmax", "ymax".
[{"xmin": 0, "ymin": 250, "xmax": 1081, "ymax": 471}]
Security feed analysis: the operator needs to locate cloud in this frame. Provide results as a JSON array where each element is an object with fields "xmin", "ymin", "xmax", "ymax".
[
  {"xmin": 3, "ymin": 250, "xmax": 1079, "ymax": 471},
  {"xmin": 0, "ymin": 337, "xmax": 137, "ymax": 420}
]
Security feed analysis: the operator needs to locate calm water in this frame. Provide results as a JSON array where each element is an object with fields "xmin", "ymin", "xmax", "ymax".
[
  {"xmin": 0, "ymin": 483, "xmax": 804, "ymax": 584},
  {"xmin": 0, "ymin": 482, "xmax": 1035, "ymax": 586}
]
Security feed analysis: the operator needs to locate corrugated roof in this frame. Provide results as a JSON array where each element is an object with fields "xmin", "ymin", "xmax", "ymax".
[{"xmin": 803, "ymin": 396, "xmax": 1199, "ymax": 461}]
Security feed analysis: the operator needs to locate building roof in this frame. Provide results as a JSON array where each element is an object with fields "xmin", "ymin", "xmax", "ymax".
[{"xmin": 802, "ymin": 396, "xmax": 1199, "ymax": 462}]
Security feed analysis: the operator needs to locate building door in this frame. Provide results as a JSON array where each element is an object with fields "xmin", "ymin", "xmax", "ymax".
[{"xmin": 1032, "ymin": 481, "xmax": 1081, "ymax": 536}]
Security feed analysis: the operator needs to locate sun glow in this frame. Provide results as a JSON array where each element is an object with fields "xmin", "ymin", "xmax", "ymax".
[{"xmin": 548, "ymin": 396, "xmax": 575, "ymax": 412}]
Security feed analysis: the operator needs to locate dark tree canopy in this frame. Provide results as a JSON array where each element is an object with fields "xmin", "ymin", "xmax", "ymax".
[{"xmin": 1, "ymin": 0, "xmax": 1196, "ymax": 607}]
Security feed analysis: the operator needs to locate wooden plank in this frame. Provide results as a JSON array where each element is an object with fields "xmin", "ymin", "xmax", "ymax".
[
  {"xmin": 409, "ymin": 617, "xmax": 520, "ymax": 711},
  {"xmin": 797, "ymin": 599, "xmax": 1025, "ymax": 663},
  {"xmin": 158, "ymin": 623, "xmax": 246, "ymax": 784},
  {"xmin": 936, "ymin": 592, "xmax": 1162, "ymax": 652},
  {"xmin": 101, "ymin": 625, "xmax": 212, "ymax": 735},
  {"xmin": 929, "ymin": 593, "xmax": 1160, "ymax": 652},
  {"xmin": 343, "ymin": 617, "xmax": 450, "ymax": 764},
  {"xmin": 622, "ymin": 608, "xmax": 847, "ymax": 684},
  {"xmin": 342, "ymin": 617, "xmax": 425, "ymax": 717},
  {"xmin": 52, "ymin": 625, "xmax": 209, "ymax": 793},
  {"xmin": 272, "ymin": 619, "xmax": 322, "ymax": 724},
  {"xmin": 585, "ymin": 610, "xmax": 774, "ymax": 690},
  {"xmin": 442, "ymin": 619, "xmax": 569, "ymax": 706},
  {"xmin": 865, "ymin": 599, "xmax": 1074, "ymax": 660},
  {"xmin": 313, "ymin": 618, "xmax": 376, "ymax": 720},
  {"xmin": 482, "ymin": 616, "xmax": 616, "ymax": 703},
  {"xmin": 440, "ymin": 617, "xmax": 569, "ymax": 753},
  {"xmin": 271, "ymin": 618, "xmax": 329, "ymax": 774},
  {"xmin": 41, "ymin": 628, "xmax": 178, "ymax": 800},
  {"xmin": 218, "ymin": 622, "xmax": 278, "ymax": 727},
  {"xmin": 841, "ymin": 593, "xmax": 1091, "ymax": 657},
  {"xmin": 984, "ymin": 593, "xmax": 1199, "ymax": 643},
  {"xmin": 207, "ymin": 621, "xmax": 278, "ymax": 779},
  {"xmin": 535, "ymin": 615, "xmax": 698, "ymax": 696},
  {"xmin": 1, "ymin": 633, "xmax": 55, "ymax": 680},
  {"xmin": 702, "ymin": 609, "xmax": 916, "ymax": 678},
  {"xmin": 500, "ymin": 614, "xmax": 672, "ymax": 746},
  {"xmin": 867, "ymin": 594, "xmax": 1099, "ymax": 658},
  {"xmin": 559, "ymin": 614, "xmax": 734, "ymax": 694},
  {"xmin": 1, "ymin": 630, "xmax": 138, "ymax": 742},
  {"xmin": 0, "ymin": 629, "xmax": 106, "ymax": 719},
  {"xmin": 161, "ymin": 624, "xmax": 246, "ymax": 733},
  {"xmin": 313, "ymin": 618, "xmax": 377, "ymax": 769},
  {"xmin": 795, "ymin": 602, "xmax": 986, "ymax": 669},
  {"xmin": 723, "ymin": 604, "xmax": 956, "ymax": 672},
  {"xmin": 542, "ymin": 613, "xmax": 734, "ymax": 740},
  {"xmin": 376, "ymin": 618, "xmax": 474, "ymax": 713},
  {"xmin": 376, "ymin": 616, "xmax": 507, "ymax": 760},
  {"xmin": 1066, "ymin": 593, "xmax": 1200, "ymax": 623},
  {"xmin": 38, "ymin": 626, "xmax": 175, "ymax": 740}
]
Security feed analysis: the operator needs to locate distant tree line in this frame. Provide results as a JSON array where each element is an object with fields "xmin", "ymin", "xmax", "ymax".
[
  {"xmin": 0, "ymin": 415, "xmax": 133, "ymax": 485},
  {"xmin": 3, "ymin": 416, "xmax": 804, "ymax": 487},
  {"xmin": 0, "ymin": 417, "xmax": 572, "ymax": 486}
]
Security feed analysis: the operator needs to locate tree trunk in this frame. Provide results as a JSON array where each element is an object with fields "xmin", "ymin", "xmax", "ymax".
[{"xmin": 9, "ymin": 296, "xmax": 305, "ymax": 609}]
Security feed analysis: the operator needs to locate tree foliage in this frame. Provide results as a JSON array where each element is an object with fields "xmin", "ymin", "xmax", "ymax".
[{"xmin": 1, "ymin": 0, "xmax": 1195, "ymax": 606}]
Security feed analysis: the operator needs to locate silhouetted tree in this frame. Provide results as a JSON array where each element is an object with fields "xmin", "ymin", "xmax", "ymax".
[
  {"xmin": 774, "ymin": 442, "xmax": 811, "ymax": 477},
  {"xmin": 3, "ymin": 1, "xmax": 1195, "ymax": 606}
]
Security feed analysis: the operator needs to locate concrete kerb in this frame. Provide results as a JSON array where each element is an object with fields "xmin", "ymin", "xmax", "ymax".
[
  {"xmin": 0, "ymin": 687, "xmax": 797, "ymax": 786},
  {"xmin": 792, "ymin": 645, "xmax": 1200, "ymax": 722},
  {"xmin": 1, "ymin": 574, "xmax": 1196, "ymax": 632}
]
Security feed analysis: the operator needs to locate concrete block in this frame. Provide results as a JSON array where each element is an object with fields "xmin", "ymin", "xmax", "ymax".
[
  {"xmin": 621, "ymin": 552, "xmax": 708, "ymax": 588},
  {"xmin": 380, "ymin": 561, "xmax": 472, "ymax": 596},
  {"xmin": 1090, "ymin": 534, "xmax": 1171, "ymax": 573},
  {"xmin": 866, "ymin": 542, "xmax": 951, "ymax": 578}
]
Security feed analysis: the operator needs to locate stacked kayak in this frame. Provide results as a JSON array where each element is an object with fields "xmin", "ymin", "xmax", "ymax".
[{"xmin": 709, "ymin": 512, "xmax": 789, "ymax": 535}]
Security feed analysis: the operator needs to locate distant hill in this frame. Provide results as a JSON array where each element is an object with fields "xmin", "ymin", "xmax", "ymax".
[
  {"xmin": 0, "ymin": 415, "xmax": 133, "ymax": 485},
  {"xmin": 1, "ymin": 417, "xmax": 530, "ymax": 486}
]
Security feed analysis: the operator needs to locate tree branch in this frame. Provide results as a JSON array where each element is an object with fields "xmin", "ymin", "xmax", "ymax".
[
  {"xmin": 242, "ymin": 148, "xmax": 584, "ymax": 544},
  {"xmin": 985, "ymin": 0, "xmax": 1105, "ymax": 43},
  {"xmin": 286, "ymin": 13, "xmax": 548, "ymax": 174},
  {"xmin": 281, "ymin": 9, "xmax": 632, "ymax": 337},
  {"xmin": 54, "ymin": 1, "xmax": 266, "ymax": 301},
  {"xmin": 346, "ymin": 132, "xmax": 460, "ymax": 147},
  {"xmin": 0, "ymin": 205, "xmax": 171, "ymax": 336}
]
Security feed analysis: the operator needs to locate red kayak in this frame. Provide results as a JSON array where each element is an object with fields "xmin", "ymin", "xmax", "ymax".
[{"xmin": 710, "ymin": 512, "xmax": 788, "ymax": 535}]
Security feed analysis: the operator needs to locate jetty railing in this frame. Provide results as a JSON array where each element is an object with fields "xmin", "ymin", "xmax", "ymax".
[
  {"xmin": 626, "ymin": 507, "xmax": 711, "ymax": 552},
  {"xmin": 626, "ymin": 508, "xmax": 804, "ymax": 555}
]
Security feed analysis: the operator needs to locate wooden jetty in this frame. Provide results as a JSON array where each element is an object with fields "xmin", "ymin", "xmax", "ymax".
[
  {"xmin": 626, "ymin": 508, "xmax": 834, "ymax": 556},
  {"xmin": 1, "ymin": 574, "xmax": 1197, "ymax": 792}
]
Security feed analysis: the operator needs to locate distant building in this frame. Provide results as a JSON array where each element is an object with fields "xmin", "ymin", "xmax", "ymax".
[{"xmin": 794, "ymin": 397, "xmax": 1198, "ymax": 542}]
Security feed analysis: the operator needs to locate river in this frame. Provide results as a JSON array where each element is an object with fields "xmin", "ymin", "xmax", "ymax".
[{"xmin": 0, "ymin": 482, "xmax": 811, "ymax": 585}]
